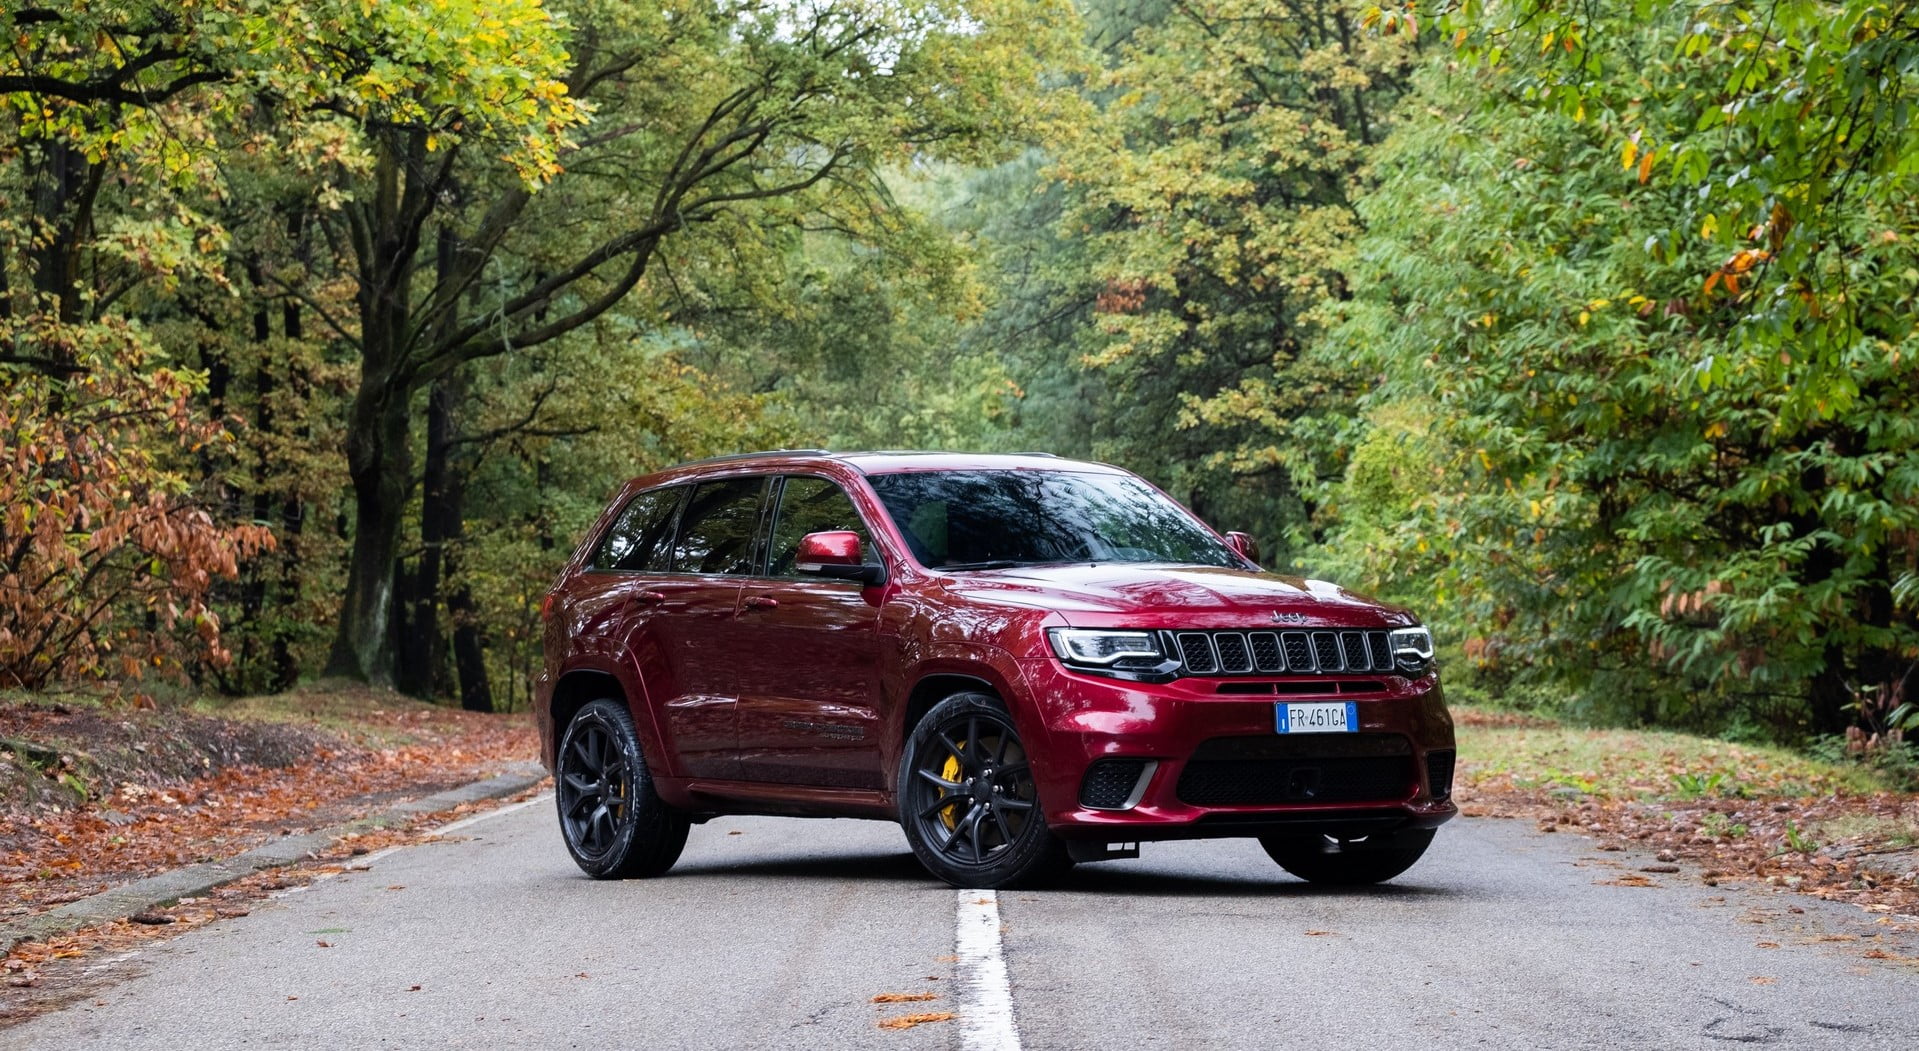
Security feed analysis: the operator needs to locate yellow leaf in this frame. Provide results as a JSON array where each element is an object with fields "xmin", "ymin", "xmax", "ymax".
[
  {"xmin": 1705, "ymin": 421, "xmax": 1728, "ymax": 439},
  {"xmin": 1621, "ymin": 139, "xmax": 1638, "ymax": 170}
]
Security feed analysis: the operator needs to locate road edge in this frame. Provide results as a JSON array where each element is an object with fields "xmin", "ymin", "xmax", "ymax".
[{"xmin": 2, "ymin": 761, "xmax": 548, "ymax": 950}]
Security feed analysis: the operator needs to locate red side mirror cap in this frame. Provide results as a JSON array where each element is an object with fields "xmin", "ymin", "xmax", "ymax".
[
  {"xmin": 795, "ymin": 531, "xmax": 886, "ymax": 586},
  {"xmin": 797, "ymin": 530, "xmax": 862, "ymax": 567},
  {"xmin": 1224, "ymin": 531, "xmax": 1261, "ymax": 565}
]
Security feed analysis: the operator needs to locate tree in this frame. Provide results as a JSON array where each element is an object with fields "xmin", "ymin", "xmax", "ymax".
[
  {"xmin": 1040, "ymin": 0, "xmax": 1418, "ymax": 551},
  {"xmin": 1317, "ymin": 8, "xmax": 1919, "ymax": 734},
  {"xmin": 296, "ymin": 0, "xmax": 1077, "ymax": 684}
]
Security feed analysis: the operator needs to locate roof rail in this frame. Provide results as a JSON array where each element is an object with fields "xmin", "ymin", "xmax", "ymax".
[{"xmin": 667, "ymin": 449, "xmax": 832, "ymax": 469}]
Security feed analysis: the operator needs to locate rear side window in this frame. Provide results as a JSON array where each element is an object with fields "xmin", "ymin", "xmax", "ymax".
[
  {"xmin": 767, "ymin": 477, "xmax": 875, "ymax": 577},
  {"xmin": 672, "ymin": 477, "xmax": 768, "ymax": 575},
  {"xmin": 593, "ymin": 486, "xmax": 683, "ymax": 572}
]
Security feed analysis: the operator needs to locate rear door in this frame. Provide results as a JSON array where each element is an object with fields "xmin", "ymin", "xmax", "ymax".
[
  {"xmin": 638, "ymin": 475, "xmax": 770, "ymax": 780},
  {"xmin": 732, "ymin": 475, "xmax": 888, "ymax": 788}
]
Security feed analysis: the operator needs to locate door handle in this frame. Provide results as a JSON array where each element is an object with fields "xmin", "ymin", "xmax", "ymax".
[
  {"xmin": 743, "ymin": 595, "xmax": 780, "ymax": 611},
  {"xmin": 629, "ymin": 591, "xmax": 666, "ymax": 607}
]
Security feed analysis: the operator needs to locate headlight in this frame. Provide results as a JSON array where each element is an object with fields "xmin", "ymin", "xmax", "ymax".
[
  {"xmin": 1047, "ymin": 628, "xmax": 1167, "ymax": 669},
  {"xmin": 1389, "ymin": 626, "xmax": 1435, "ymax": 672}
]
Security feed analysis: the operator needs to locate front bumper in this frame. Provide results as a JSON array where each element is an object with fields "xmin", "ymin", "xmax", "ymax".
[{"xmin": 1013, "ymin": 657, "xmax": 1458, "ymax": 841}]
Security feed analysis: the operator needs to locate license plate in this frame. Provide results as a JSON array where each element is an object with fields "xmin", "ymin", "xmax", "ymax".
[{"xmin": 1276, "ymin": 701, "xmax": 1357, "ymax": 734}]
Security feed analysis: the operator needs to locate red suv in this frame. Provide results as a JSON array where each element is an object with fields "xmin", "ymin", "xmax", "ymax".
[{"xmin": 536, "ymin": 452, "xmax": 1455, "ymax": 888}]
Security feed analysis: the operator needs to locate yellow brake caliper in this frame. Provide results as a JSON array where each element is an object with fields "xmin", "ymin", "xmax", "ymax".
[{"xmin": 939, "ymin": 745, "xmax": 964, "ymax": 830}]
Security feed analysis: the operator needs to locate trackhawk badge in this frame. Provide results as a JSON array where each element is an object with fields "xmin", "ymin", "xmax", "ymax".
[{"xmin": 1271, "ymin": 611, "xmax": 1308, "ymax": 624}]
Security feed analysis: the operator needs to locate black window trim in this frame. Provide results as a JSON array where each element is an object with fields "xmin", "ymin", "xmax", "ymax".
[
  {"xmin": 585, "ymin": 483, "xmax": 689, "ymax": 574},
  {"xmin": 746, "ymin": 472, "xmax": 886, "ymax": 585},
  {"xmin": 663, "ymin": 473, "xmax": 775, "ymax": 579}
]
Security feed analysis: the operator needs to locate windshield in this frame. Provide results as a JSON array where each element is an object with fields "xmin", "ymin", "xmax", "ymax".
[{"xmin": 865, "ymin": 469, "xmax": 1243, "ymax": 571}]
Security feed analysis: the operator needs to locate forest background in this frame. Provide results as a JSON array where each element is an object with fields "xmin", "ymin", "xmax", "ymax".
[{"xmin": 4, "ymin": 0, "xmax": 1917, "ymax": 768}]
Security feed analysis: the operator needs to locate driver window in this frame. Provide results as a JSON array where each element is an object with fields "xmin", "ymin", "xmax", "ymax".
[{"xmin": 767, "ymin": 477, "xmax": 875, "ymax": 577}]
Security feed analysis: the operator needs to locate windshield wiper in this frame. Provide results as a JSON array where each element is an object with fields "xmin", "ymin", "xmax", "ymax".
[{"xmin": 938, "ymin": 560, "xmax": 1024, "ymax": 571}]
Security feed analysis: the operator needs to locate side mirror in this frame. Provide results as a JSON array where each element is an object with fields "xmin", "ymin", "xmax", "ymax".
[
  {"xmin": 796, "ymin": 531, "xmax": 886, "ymax": 585},
  {"xmin": 1224, "ymin": 531, "xmax": 1261, "ymax": 565}
]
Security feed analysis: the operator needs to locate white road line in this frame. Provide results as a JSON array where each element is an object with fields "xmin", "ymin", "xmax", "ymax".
[
  {"xmin": 428, "ymin": 791, "xmax": 552, "ymax": 837},
  {"xmin": 955, "ymin": 888, "xmax": 1022, "ymax": 1051},
  {"xmin": 355, "ymin": 792, "xmax": 553, "ymax": 867}
]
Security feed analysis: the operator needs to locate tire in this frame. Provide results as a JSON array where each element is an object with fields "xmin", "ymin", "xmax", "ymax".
[
  {"xmin": 555, "ymin": 698, "xmax": 690, "ymax": 879},
  {"xmin": 899, "ymin": 692, "xmax": 1071, "ymax": 888},
  {"xmin": 1259, "ymin": 828, "xmax": 1435, "ymax": 886}
]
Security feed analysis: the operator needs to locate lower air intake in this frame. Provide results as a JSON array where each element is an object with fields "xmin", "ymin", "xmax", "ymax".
[
  {"xmin": 1079, "ymin": 759, "xmax": 1151, "ymax": 810},
  {"xmin": 1427, "ymin": 750, "xmax": 1457, "ymax": 799}
]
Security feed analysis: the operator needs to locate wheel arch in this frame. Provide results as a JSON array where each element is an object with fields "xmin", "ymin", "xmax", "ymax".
[
  {"xmin": 547, "ymin": 665, "xmax": 670, "ymax": 776},
  {"xmin": 901, "ymin": 672, "xmax": 1001, "ymax": 743}
]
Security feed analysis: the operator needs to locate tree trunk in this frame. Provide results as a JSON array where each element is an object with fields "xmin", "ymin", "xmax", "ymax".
[
  {"xmin": 449, "ymin": 580, "xmax": 493, "ymax": 713},
  {"xmin": 395, "ymin": 375, "xmax": 461, "ymax": 696},
  {"xmin": 323, "ymin": 379, "xmax": 412, "ymax": 683}
]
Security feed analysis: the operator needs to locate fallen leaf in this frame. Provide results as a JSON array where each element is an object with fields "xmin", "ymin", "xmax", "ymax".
[
  {"xmin": 1640, "ymin": 864, "xmax": 1681, "ymax": 874},
  {"xmin": 315, "ymin": 940, "xmax": 331, "ymax": 948},
  {"xmin": 408, "ymin": 985, "xmax": 422, "ymax": 991},
  {"xmin": 1599, "ymin": 875, "xmax": 1657, "ymax": 888},
  {"xmin": 872, "ymin": 992, "xmax": 938, "ymax": 1004},
  {"xmin": 1304, "ymin": 930, "xmax": 1336, "ymax": 937},
  {"xmin": 1750, "ymin": 976, "xmax": 1777, "ymax": 985},
  {"xmin": 1755, "ymin": 942, "xmax": 1779, "ymax": 949},
  {"xmin": 877, "ymin": 1012, "xmax": 955, "ymax": 1031},
  {"xmin": 129, "ymin": 911, "xmax": 175, "ymax": 925}
]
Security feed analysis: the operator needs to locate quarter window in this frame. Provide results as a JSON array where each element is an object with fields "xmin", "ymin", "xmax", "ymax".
[
  {"xmin": 593, "ymin": 486, "xmax": 683, "ymax": 572},
  {"xmin": 768, "ymin": 477, "xmax": 875, "ymax": 577},
  {"xmin": 672, "ymin": 477, "xmax": 768, "ymax": 575}
]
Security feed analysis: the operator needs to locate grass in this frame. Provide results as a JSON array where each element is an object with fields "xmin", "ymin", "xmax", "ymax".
[
  {"xmin": 1455, "ymin": 706, "xmax": 1894, "ymax": 801},
  {"xmin": 1809, "ymin": 812, "xmax": 1919, "ymax": 850}
]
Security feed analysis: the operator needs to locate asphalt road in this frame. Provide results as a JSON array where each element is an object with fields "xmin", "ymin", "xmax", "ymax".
[{"xmin": 7, "ymin": 798, "xmax": 1918, "ymax": 1050}]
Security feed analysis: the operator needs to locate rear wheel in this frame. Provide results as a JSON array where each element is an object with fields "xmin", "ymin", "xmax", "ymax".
[
  {"xmin": 556, "ymin": 698, "xmax": 689, "ymax": 879},
  {"xmin": 899, "ymin": 693, "xmax": 1070, "ymax": 888},
  {"xmin": 1259, "ymin": 828, "xmax": 1435, "ymax": 885}
]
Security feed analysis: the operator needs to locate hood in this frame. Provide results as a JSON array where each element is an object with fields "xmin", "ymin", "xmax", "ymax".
[{"xmin": 932, "ymin": 563, "xmax": 1417, "ymax": 629}]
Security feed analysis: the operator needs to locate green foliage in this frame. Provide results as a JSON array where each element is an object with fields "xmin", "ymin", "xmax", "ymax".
[
  {"xmin": 1032, "ymin": 0, "xmax": 1417, "ymax": 550},
  {"xmin": 1316, "ymin": 8, "xmax": 1919, "ymax": 736}
]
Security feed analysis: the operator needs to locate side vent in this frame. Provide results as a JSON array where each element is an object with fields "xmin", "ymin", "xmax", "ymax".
[{"xmin": 1426, "ymin": 750, "xmax": 1457, "ymax": 799}]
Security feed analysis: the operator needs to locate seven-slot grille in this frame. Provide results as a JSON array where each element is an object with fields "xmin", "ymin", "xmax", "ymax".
[{"xmin": 1167, "ymin": 629, "xmax": 1398, "ymax": 676}]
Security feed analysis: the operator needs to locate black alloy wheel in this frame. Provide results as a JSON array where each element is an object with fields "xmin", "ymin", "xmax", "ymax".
[
  {"xmin": 555, "ymin": 698, "xmax": 689, "ymax": 879},
  {"xmin": 1259, "ymin": 827, "xmax": 1435, "ymax": 886},
  {"xmin": 900, "ymin": 693, "xmax": 1070, "ymax": 888}
]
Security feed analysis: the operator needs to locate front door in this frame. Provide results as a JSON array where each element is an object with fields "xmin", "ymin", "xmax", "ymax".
[{"xmin": 732, "ymin": 475, "xmax": 888, "ymax": 788}]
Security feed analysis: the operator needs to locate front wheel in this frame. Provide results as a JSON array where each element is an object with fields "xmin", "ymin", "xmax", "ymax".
[
  {"xmin": 1259, "ymin": 828, "xmax": 1435, "ymax": 886},
  {"xmin": 899, "ymin": 693, "xmax": 1070, "ymax": 888},
  {"xmin": 555, "ymin": 698, "xmax": 689, "ymax": 879}
]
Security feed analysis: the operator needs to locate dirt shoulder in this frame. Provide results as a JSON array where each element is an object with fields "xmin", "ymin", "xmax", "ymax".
[
  {"xmin": 0, "ymin": 685, "xmax": 538, "ymax": 921},
  {"xmin": 1455, "ymin": 707, "xmax": 1919, "ymax": 920}
]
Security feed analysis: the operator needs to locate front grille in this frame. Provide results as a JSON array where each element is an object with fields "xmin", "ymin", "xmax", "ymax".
[
  {"xmin": 1079, "ymin": 759, "xmax": 1151, "ymax": 810},
  {"xmin": 1249, "ymin": 632, "xmax": 1284, "ymax": 672},
  {"xmin": 1427, "ymin": 749, "xmax": 1457, "ymax": 799},
  {"xmin": 1176, "ymin": 632, "xmax": 1218, "ymax": 674},
  {"xmin": 1214, "ymin": 632, "xmax": 1253, "ymax": 673},
  {"xmin": 1166, "ymin": 629, "xmax": 1397, "ymax": 676},
  {"xmin": 1177, "ymin": 735, "xmax": 1415, "ymax": 806}
]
